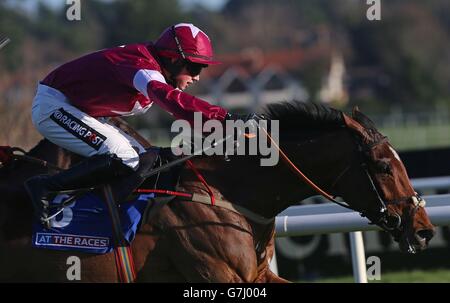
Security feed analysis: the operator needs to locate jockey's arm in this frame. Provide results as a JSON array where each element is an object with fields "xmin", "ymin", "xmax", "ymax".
[{"xmin": 132, "ymin": 69, "xmax": 228, "ymax": 125}]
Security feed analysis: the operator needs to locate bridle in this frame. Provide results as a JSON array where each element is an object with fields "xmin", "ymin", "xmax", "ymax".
[
  {"xmin": 259, "ymin": 124, "xmax": 426, "ymax": 234},
  {"xmin": 353, "ymin": 136, "xmax": 426, "ymax": 233}
]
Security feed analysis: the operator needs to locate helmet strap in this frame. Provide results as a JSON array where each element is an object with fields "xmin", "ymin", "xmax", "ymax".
[{"xmin": 171, "ymin": 25, "xmax": 187, "ymax": 60}]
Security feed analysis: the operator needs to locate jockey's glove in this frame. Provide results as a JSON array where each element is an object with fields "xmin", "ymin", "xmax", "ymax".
[
  {"xmin": 225, "ymin": 112, "xmax": 264, "ymax": 126},
  {"xmin": 224, "ymin": 112, "xmax": 266, "ymax": 137}
]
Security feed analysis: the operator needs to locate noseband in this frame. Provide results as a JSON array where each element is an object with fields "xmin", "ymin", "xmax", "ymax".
[{"xmin": 359, "ymin": 166, "xmax": 426, "ymax": 233}]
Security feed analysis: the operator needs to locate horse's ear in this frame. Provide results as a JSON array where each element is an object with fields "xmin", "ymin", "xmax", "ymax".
[
  {"xmin": 351, "ymin": 107, "xmax": 376, "ymax": 130},
  {"xmin": 343, "ymin": 113, "xmax": 371, "ymax": 142}
]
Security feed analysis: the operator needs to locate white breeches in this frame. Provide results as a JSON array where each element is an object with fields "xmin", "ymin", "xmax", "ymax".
[{"xmin": 31, "ymin": 84, "xmax": 146, "ymax": 170}]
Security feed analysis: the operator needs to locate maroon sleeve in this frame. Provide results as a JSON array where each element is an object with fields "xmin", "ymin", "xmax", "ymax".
[{"xmin": 147, "ymin": 80, "xmax": 228, "ymax": 125}]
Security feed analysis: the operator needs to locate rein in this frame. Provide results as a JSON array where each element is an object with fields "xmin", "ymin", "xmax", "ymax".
[
  {"xmin": 259, "ymin": 125, "xmax": 426, "ymax": 238},
  {"xmin": 0, "ymin": 146, "xmax": 63, "ymax": 171},
  {"xmin": 259, "ymin": 127, "xmax": 352, "ymax": 210},
  {"xmin": 3, "ymin": 126, "xmax": 385, "ymax": 224}
]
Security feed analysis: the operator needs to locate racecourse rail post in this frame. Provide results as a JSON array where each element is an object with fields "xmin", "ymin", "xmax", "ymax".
[{"xmin": 349, "ymin": 231, "xmax": 368, "ymax": 283}]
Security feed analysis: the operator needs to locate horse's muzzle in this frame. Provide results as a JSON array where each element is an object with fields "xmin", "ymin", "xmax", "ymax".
[{"xmin": 399, "ymin": 228, "xmax": 435, "ymax": 254}]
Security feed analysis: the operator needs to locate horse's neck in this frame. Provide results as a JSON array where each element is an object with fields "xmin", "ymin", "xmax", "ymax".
[
  {"xmin": 270, "ymin": 129, "xmax": 357, "ymax": 212},
  {"xmin": 179, "ymin": 129, "xmax": 356, "ymax": 219}
]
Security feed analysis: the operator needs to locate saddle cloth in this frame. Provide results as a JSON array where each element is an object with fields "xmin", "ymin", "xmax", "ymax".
[
  {"xmin": 32, "ymin": 192, "xmax": 152, "ymax": 254},
  {"xmin": 31, "ymin": 147, "xmax": 182, "ymax": 254}
]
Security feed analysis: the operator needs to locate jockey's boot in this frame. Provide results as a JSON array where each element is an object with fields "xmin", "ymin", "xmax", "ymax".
[
  {"xmin": 109, "ymin": 148, "xmax": 159, "ymax": 203},
  {"xmin": 24, "ymin": 154, "xmax": 132, "ymax": 224}
]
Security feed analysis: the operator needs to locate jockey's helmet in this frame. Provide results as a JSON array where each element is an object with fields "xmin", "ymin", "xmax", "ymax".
[{"xmin": 154, "ymin": 23, "xmax": 221, "ymax": 66}]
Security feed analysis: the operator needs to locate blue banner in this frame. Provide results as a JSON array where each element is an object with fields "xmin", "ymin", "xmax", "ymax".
[{"xmin": 32, "ymin": 192, "xmax": 154, "ymax": 254}]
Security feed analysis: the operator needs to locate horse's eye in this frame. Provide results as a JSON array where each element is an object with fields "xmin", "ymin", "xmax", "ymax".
[{"xmin": 375, "ymin": 160, "xmax": 392, "ymax": 175}]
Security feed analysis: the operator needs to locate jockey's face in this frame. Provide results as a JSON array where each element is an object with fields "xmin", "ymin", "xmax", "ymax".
[
  {"xmin": 174, "ymin": 65, "xmax": 201, "ymax": 91},
  {"xmin": 163, "ymin": 58, "xmax": 206, "ymax": 91}
]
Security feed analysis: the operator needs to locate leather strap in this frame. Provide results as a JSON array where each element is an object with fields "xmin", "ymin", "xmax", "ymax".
[{"xmin": 189, "ymin": 193, "xmax": 274, "ymax": 225}]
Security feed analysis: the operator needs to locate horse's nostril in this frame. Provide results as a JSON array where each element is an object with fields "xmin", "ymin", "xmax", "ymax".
[{"xmin": 416, "ymin": 229, "xmax": 435, "ymax": 243}]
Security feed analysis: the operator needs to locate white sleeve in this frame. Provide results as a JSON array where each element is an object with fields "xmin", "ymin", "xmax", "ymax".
[{"xmin": 132, "ymin": 69, "xmax": 167, "ymax": 98}]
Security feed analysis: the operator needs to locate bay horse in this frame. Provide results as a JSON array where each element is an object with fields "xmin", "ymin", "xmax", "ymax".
[{"xmin": 0, "ymin": 101, "xmax": 435, "ymax": 282}]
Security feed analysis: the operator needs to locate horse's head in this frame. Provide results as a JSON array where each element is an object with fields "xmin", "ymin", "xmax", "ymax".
[
  {"xmin": 336, "ymin": 107, "xmax": 435, "ymax": 253},
  {"xmin": 257, "ymin": 102, "xmax": 435, "ymax": 253}
]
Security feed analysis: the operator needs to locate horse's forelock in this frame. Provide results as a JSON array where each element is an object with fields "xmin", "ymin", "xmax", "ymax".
[
  {"xmin": 352, "ymin": 108, "xmax": 378, "ymax": 133},
  {"xmin": 352, "ymin": 109, "xmax": 386, "ymax": 144},
  {"xmin": 343, "ymin": 112, "xmax": 384, "ymax": 147}
]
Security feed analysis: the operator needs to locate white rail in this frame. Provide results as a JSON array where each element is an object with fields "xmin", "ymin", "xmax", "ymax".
[
  {"xmin": 275, "ymin": 195, "xmax": 450, "ymax": 236},
  {"xmin": 273, "ymin": 194, "xmax": 450, "ymax": 282}
]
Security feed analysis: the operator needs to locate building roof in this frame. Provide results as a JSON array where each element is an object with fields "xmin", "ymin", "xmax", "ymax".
[{"xmin": 202, "ymin": 45, "xmax": 331, "ymax": 79}]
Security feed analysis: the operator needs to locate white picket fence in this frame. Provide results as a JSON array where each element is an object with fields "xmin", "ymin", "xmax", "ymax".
[{"xmin": 272, "ymin": 176, "xmax": 450, "ymax": 283}]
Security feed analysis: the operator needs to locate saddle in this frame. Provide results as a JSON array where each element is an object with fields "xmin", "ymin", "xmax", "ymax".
[{"xmin": 42, "ymin": 146, "xmax": 183, "ymax": 222}]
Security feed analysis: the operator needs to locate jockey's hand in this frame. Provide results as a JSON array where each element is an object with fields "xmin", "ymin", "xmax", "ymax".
[
  {"xmin": 225, "ymin": 112, "xmax": 264, "ymax": 127},
  {"xmin": 224, "ymin": 113, "xmax": 265, "ymax": 138},
  {"xmin": 225, "ymin": 112, "xmax": 263, "ymax": 122}
]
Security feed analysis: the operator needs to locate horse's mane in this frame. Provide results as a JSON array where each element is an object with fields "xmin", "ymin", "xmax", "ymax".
[
  {"xmin": 261, "ymin": 101, "xmax": 344, "ymax": 130},
  {"xmin": 260, "ymin": 101, "xmax": 388, "ymax": 149}
]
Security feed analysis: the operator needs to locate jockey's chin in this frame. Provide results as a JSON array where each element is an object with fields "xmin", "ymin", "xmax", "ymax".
[
  {"xmin": 177, "ymin": 82, "xmax": 192, "ymax": 91},
  {"xmin": 174, "ymin": 70, "xmax": 198, "ymax": 91},
  {"xmin": 175, "ymin": 78, "xmax": 193, "ymax": 91},
  {"xmin": 176, "ymin": 83, "xmax": 189, "ymax": 91}
]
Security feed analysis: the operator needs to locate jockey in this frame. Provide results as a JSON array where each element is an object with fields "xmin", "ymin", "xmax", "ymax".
[{"xmin": 25, "ymin": 23, "xmax": 256, "ymax": 224}]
